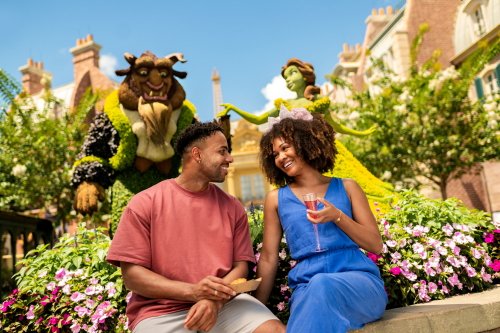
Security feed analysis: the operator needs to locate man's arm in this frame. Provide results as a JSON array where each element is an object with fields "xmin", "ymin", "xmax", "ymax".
[
  {"xmin": 120, "ymin": 262, "xmax": 237, "ymax": 302},
  {"xmin": 184, "ymin": 260, "xmax": 249, "ymax": 331}
]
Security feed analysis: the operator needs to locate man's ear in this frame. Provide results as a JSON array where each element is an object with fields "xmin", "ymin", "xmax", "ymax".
[{"xmin": 191, "ymin": 146, "xmax": 202, "ymax": 163}]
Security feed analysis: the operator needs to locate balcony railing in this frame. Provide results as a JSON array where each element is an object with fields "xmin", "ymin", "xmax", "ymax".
[{"xmin": 0, "ymin": 210, "xmax": 54, "ymax": 291}]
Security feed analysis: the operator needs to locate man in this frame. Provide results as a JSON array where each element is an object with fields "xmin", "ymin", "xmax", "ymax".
[{"xmin": 107, "ymin": 122, "xmax": 285, "ymax": 332}]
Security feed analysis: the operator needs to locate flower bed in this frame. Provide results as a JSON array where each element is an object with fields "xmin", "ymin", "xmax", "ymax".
[{"xmin": 247, "ymin": 190, "xmax": 499, "ymax": 322}]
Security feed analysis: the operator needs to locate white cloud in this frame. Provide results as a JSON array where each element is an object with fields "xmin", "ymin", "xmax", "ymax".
[
  {"xmin": 99, "ymin": 54, "xmax": 118, "ymax": 78},
  {"xmin": 258, "ymin": 75, "xmax": 296, "ymax": 113}
]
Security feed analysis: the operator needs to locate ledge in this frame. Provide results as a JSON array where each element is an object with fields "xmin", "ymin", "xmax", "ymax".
[{"xmin": 352, "ymin": 285, "xmax": 500, "ymax": 333}]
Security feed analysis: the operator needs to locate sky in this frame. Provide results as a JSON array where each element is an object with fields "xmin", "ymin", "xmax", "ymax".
[{"xmin": 1, "ymin": 0, "xmax": 403, "ymax": 122}]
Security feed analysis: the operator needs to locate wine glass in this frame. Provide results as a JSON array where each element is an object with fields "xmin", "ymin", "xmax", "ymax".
[{"xmin": 302, "ymin": 193, "xmax": 327, "ymax": 252}]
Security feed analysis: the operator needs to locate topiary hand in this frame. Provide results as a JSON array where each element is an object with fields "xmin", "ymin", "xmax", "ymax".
[
  {"xmin": 74, "ymin": 181, "xmax": 105, "ymax": 215},
  {"xmin": 216, "ymin": 103, "xmax": 237, "ymax": 118}
]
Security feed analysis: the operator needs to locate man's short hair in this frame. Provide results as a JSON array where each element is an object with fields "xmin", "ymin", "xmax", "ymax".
[{"xmin": 174, "ymin": 121, "xmax": 224, "ymax": 156}]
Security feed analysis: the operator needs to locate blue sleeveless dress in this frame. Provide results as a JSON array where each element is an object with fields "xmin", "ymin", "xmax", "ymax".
[{"xmin": 278, "ymin": 178, "xmax": 387, "ymax": 333}]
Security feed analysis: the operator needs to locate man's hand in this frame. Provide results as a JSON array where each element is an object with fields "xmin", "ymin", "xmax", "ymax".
[
  {"xmin": 191, "ymin": 276, "xmax": 236, "ymax": 302},
  {"xmin": 74, "ymin": 181, "xmax": 105, "ymax": 215},
  {"xmin": 184, "ymin": 299, "xmax": 221, "ymax": 332}
]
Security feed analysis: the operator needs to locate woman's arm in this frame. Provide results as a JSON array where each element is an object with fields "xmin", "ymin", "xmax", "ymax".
[
  {"xmin": 255, "ymin": 190, "xmax": 283, "ymax": 304},
  {"xmin": 312, "ymin": 179, "xmax": 383, "ymax": 254},
  {"xmin": 217, "ymin": 103, "xmax": 277, "ymax": 125}
]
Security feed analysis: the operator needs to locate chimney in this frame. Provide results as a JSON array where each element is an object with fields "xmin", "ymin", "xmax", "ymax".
[
  {"xmin": 18, "ymin": 58, "xmax": 51, "ymax": 95},
  {"xmin": 69, "ymin": 34, "xmax": 101, "ymax": 82},
  {"xmin": 364, "ymin": 6, "xmax": 396, "ymax": 47}
]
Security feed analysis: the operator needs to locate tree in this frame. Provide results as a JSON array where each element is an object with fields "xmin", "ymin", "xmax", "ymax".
[
  {"xmin": 0, "ymin": 69, "xmax": 97, "ymax": 227},
  {"xmin": 336, "ymin": 27, "xmax": 500, "ymax": 199}
]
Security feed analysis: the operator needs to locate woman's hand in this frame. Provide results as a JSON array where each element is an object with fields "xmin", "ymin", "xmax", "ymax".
[{"xmin": 305, "ymin": 197, "xmax": 342, "ymax": 224}]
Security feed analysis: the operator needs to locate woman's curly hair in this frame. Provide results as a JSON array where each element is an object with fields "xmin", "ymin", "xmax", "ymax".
[
  {"xmin": 259, "ymin": 114, "xmax": 337, "ymax": 187},
  {"xmin": 174, "ymin": 121, "xmax": 223, "ymax": 156}
]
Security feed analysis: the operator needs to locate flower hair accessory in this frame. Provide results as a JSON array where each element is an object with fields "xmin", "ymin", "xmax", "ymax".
[{"xmin": 267, "ymin": 104, "xmax": 313, "ymax": 130}]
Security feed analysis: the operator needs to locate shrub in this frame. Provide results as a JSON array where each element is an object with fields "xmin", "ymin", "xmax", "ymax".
[{"xmin": 0, "ymin": 225, "xmax": 130, "ymax": 333}]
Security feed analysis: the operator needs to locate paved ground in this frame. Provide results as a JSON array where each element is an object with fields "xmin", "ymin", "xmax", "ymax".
[{"xmin": 352, "ymin": 285, "xmax": 500, "ymax": 333}]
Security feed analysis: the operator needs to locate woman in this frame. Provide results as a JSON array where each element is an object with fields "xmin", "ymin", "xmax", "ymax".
[
  {"xmin": 217, "ymin": 58, "xmax": 375, "ymax": 137},
  {"xmin": 255, "ymin": 110, "xmax": 387, "ymax": 332}
]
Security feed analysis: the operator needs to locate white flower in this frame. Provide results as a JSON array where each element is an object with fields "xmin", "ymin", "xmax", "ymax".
[
  {"xmin": 393, "ymin": 104, "xmax": 407, "ymax": 113},
  {"xmin": 381, "ymin": 171, "xmax": 392, "ymax": 180},
  {"xmin": 11, "ymin": 164, "xmax": 27, "ymax": 178},
  {"xmin": 348, "ymin": 111, "xmax": 360, "ymax": 120}
]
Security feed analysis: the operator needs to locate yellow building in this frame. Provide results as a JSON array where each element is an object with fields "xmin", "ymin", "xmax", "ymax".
[{"xmin": 220, "ymin": 120, "xmax": 272, "ymax": 207}]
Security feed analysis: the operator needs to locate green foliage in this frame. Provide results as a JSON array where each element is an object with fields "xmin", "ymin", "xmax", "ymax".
[
  {"xmin": 0, "ymin": 69, "xmax": 21, "ymax": 107},
  {"xmin": 0, "ymin": 78, "xmax": 95, "ymax": 222},
  {"xmin": 0, "ymin": 225, "xmax": 129, "ymax": 332},
  {"xmin": 338, "ymin": 34, "xmax": 500, "ymax": 198},
  {"xmin": 103, "ymin": 91, "xmax": 137, "ymax": 171},
  {"xmin": 377, "ymin": 190, "xmax": 496, "ymax": 308}
]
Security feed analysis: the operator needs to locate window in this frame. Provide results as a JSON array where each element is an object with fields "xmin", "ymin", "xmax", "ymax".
[
  {"xmin": 483, "ymin": 71, "xmax": 499, "ymax": 97},
  {"xmin": 240, "ymin": 174, "xmax": 265, "ymax": 203},
  {"xmin": 472, "ymin": 6, "xmax": 486, "ymax": 37}
]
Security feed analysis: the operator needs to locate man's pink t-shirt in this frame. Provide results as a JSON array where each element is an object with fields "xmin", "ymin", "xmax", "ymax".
[{"xmin": 106, "ymin": 179, "xmax": 256, "ymax": 330}]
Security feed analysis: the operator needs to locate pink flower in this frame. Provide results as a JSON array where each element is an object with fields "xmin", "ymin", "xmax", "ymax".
[
  {"xmin": 488, "ymin": 259, "xmax": 500, "ymax": 272},
  {"xmin": 70, "ymin": 323, "xmax": 81, "ymax": 333},
  {"xmin": 74, "ymin": 305, "xmax": 91, "ymax": 318},
  {"xmin": 465, "ymin": 266, "xmax": 477, "ymax": 277},
  {"xmin": 389, "ymin": 266, "xmax": 401, "ymax": 275},
  {"xmin": 55, "ymin": 268, "xmax": 67, "ymax": 281},
  {"xmin": 40, "ymin": 295, "xmax": 51, "ymax": 306},
  {"xmin": 70, "ymin": 292, "xmax": 86, "ymax": 302},
  {"xmin": 1, "ymin": 299, "xmax": 15, "ymax": 312},
  {"xmin": 442, "ymin": 224, "xmax": 454, "ymax": 236},
  {"xmin": 26, "ymin": 305, "xmax": 35, "ymax": 320},
  {"xmin": 483, "ymin": 233, "xmax": 494, "ymax": 243},
  {"xmin": 428, "ymin": 282, "xmax": 438, "ymax": 293},
  {"xmin": 447, "ymin": 273, "xmax": 463, "ymax": 289},
  {"xmin": 276, "ymin": 301, "xmax": 286, "ymax": 311},
  {"xmin": 126, "ymin": 292, "xmax": 132, "ymax": 303},
  {"xmin": 481, "ymin": 267, "xmax": 492, "ymax": 282},
  {"xmin": 367, "ymin": 252, "xmax": 381, "ymax": 263}
]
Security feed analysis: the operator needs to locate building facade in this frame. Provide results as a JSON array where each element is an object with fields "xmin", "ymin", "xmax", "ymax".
[
  {"xmin": 18, "ymin": 34, "xmax": 117, "ymax": 117},
  {"xmin": 331, "ymin": 0, "xmax": 499, "ymax": 219}
]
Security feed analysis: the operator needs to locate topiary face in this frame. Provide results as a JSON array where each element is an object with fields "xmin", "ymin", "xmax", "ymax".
[{"xmin": 115, "ymin": 51, "xmax": 187, "ymax": 111}]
